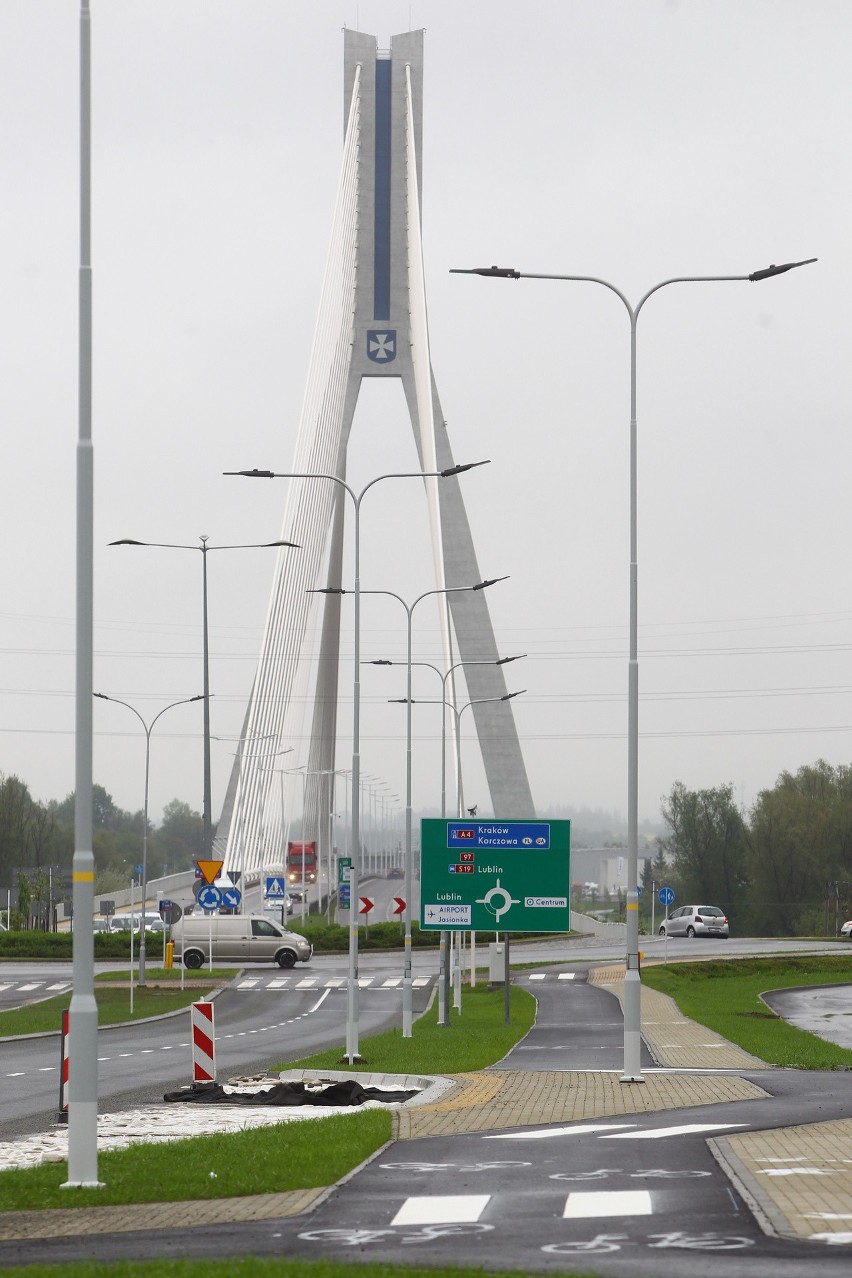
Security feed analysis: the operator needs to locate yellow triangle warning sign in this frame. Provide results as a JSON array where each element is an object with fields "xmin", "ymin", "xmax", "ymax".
[{"xmin": 196, "ymin": 859, "xmax": 224, "ymax": 886}]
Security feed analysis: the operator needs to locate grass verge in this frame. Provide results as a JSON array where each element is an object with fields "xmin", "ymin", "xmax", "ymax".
[
  {"xmin": 275, "ymin": 983, "xmax": 536, "ymax": 1074},
  {"xmin": 0, "ymin": 980, "xmax": 222, "ymax": 1037},
  {"xmin": 0, "ymin": 1111, "xmax": 391, "ymax": 1211},
  {"xmin": 642, "ymin": 953, "xmax": 852, "ymax": 1069},
  {"xmin": 0, "ymin": 1262, "xmax": 599, "ymax": 1278}
]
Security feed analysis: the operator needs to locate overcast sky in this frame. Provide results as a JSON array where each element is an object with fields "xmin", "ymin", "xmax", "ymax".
[{"xmin": 1, "ymin": 1, "xmax": 849, "ymax": 838}]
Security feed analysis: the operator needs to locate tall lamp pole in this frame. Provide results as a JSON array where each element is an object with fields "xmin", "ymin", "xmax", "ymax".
[
  {"xmin": 109, "ymin": 537, "xmax": 298, "ymax": 861},
  {"xmin": 93, "ymin": 693, "xmax": 203, "ymax": 984},
  {"xmin": 227, "ymin": 461, "xmax": 488, "ymax": 1063},
  {"xmin": 452, "ymin": 255, "xmax": 817, "ymax": 1081},
  {"xmin": 66, "ymin": 0, "xmax": 98, "ymax": 1189}
]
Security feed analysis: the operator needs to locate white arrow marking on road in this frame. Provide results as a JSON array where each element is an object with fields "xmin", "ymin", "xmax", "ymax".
[
  {"xmin": 392, "ymin": 1195, "xmax": 491, "ymax": 1226},
  {"xmin": 564, "ymin": 1190, "xmax": 652, "ymax": 1218},
  {"xmin": 484, "ymin": 1123, "xmax": 637, "ymax": 1141}
]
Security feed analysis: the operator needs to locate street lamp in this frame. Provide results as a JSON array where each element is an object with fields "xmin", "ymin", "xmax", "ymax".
[
  {"xmin": 324, "ymin": 578, "xmax": 506, "ymax": 1037},
  {"xmin": 109, "ymin": 537, "xmax": 299, "ymax": 863},
  {"xmin": 227, "ymin": 460, "xmax": 489, "ymax": 1062},
  {"xmin": 93, "ymin": 692, "xmax": 203, "ymax": 985},
  {"xmin": 452, "ymin": 254, "xmax": 817, "ymax": 1081}
]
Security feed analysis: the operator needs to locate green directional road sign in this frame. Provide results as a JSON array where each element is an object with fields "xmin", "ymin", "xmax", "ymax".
[{"xmin": 420, "ymin": 818, "xmax": 571, "ymax": 933}]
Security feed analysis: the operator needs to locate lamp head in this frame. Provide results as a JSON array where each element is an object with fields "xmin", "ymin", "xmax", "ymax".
[
  {"xmin": 450, "ymin": 265, "xmax": 521, "ymax": 279},
  {"xmin": 748, "ymin": 257, "xmax": 817, "ymax": 282},
  {"xmin": 224, "ymin": 468, "xmax": 277, "ymax": 478}
]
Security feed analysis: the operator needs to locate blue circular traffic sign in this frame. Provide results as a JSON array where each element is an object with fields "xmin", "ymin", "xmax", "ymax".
[
  {"xmin": 658, "ymin": 886, "xmax": 675, "ymax": 906},
  {"xmin": 197, "ymin": 884, "xmax": 223, "ymax": 912}
]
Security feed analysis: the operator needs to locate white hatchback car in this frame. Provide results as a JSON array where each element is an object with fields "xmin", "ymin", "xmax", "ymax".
[{"xmin": 659, "ymin": 905, "xmax": 729, "ymax": 939}]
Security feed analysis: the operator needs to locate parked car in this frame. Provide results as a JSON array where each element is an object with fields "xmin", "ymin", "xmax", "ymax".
[
  {"xmin": 839, "ymin": 919, "xmax": 852, "ymax": 939},
  {"xmin": 109, "ymin": 913, "xmax": 164, "ymax": 933},
  {"xmin": 659, "ymin": 905, "xmax": 729, "ymax": 939},
  {"xmin": 171, "ymin": 914, "xmax": 312, "ymax": 969}
]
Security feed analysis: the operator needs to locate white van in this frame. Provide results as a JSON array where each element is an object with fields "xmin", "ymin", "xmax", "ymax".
[{"xmin": 171, "ymin": 913, "xmax": 312, "ymax": 969}]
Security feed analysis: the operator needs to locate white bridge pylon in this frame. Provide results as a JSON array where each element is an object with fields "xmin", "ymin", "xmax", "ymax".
[{"xmin": 218, "ymin": 31, "xmax": 533, "ymax": 879}]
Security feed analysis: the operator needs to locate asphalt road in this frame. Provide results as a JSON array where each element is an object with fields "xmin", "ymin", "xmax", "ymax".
[
  {"xmin": 0, "ymin": 951, "xmax": 436, "ymax": 1139},
  {"xmin": 3, "ymin": 968, "xmax": 852, "ymax": 1276}
]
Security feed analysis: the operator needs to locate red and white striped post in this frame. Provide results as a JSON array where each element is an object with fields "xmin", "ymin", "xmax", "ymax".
[
  {"xmin": 190, "ymin": 1000, "xmax": 216, "ymax": 1086},
  {"xmin": 57, "ymin": 1008, "xmax": 70, "ymax": 1122}
]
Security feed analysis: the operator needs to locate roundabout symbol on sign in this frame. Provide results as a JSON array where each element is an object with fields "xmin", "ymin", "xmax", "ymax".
[
  {"xmin": 197, "ymin": 884, "xmax": 223, "ymax": 912},
  {"xmin": 475, "ymin": 878, "xmax": 521, "ymax": 924}
]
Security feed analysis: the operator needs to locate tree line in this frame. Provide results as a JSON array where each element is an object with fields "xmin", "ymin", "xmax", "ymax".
[
  {"xmin": 655, "ymin": 759, "xmax": 852, "ymax": 936},
  {"xmin": 0, "ymin": 773, "xmax": 206, "ymax": 928}
]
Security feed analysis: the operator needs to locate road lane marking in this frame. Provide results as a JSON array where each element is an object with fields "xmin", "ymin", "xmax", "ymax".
[
  {"xmin": 485, "ymin": 1124, "xmax": 636, "ymax": 1141},
  {"xmin": 600, "ymin": 1123, "xmax": 748, "ymax": 1140},
  {"xmin": 391, "ymin": 1195, "xmax": 491, "ymax": 1225},
  {"xmin": 563, "ymin": 1190, "xmax": 652, "ymax": 1218}
]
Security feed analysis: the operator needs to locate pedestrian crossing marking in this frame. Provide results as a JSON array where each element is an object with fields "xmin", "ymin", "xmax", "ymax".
[
  {"xmin": 392, "ymin": 1194, "xmax": 491, "ymax": 1226},
  {"xmin": 563, "ymin": 1189, "xmax": 652, "ymax": 1218}
]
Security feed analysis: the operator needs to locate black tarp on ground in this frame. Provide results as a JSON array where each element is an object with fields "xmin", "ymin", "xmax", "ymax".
[{"xmin": 163, "ymin": 1079, "xmax": 419, "ymax": 1106}]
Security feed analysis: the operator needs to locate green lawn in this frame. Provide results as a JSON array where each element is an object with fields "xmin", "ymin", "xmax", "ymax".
[
  {"xmin": 0, "ymin": 1110, "xmax": 391, "ymax": 1212},
  {"xmin": 276, "ymin": 982, "xmax": 535, "ymax": 1074},
  {"xmin": 642, "ymin": 953, "xmax": 852, "ymax": 1069},
  {"xmin": 1, "ymin": 1263, "xmax": 599, "ymax": 1278},
  {"xmin": 0, "ymin": 976, "xmax": 223, "ymax": 1037}
]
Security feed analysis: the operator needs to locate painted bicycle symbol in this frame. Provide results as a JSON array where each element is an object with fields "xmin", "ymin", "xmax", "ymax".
[
  {"xmin": 299, "ymin": 1223, "xmax": 495, "ymax": 1248},
  {"xmin": 648, "ymin": 1232, "xmax": 755, "ymax": 1250},
  {"xmin": 542, "ymin": 1232, "xmax": 754, "ymax": 1256},
  {"xmin": 542, "ymin": 1234, "xmax": 627, "ymax": 1255},
  {"xmin": 549, "ymin": 1167, "xmax": 712, "ymax": 1182}
]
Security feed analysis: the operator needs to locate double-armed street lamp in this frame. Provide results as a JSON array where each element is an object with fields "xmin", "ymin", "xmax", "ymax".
[
  {"xmin": 367, "ymin": 654, "xmax": 526, "ymax": 819},
  {"xmin": 109, "ymin": 537, "xmax": 299, "ymax": 866},
  {"xmin": 452, "ymin": 254, "xmax": 817, "ymax": 1081},
  {"xmin": 324, "ymin": 577, "xmax": 507, "ymax": 1037},
  {"xmin": 226, "ymin": 461, "xmax": 489, "ymax": 1062},
  {"xmin": 93, "ymin": 692, "xmax": 203, "ymax": 985}
]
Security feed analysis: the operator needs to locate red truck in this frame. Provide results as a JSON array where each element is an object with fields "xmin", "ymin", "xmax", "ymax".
[{"xmin": 287, "ymin": 841, "xmax": 317, "ymax": 884}]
